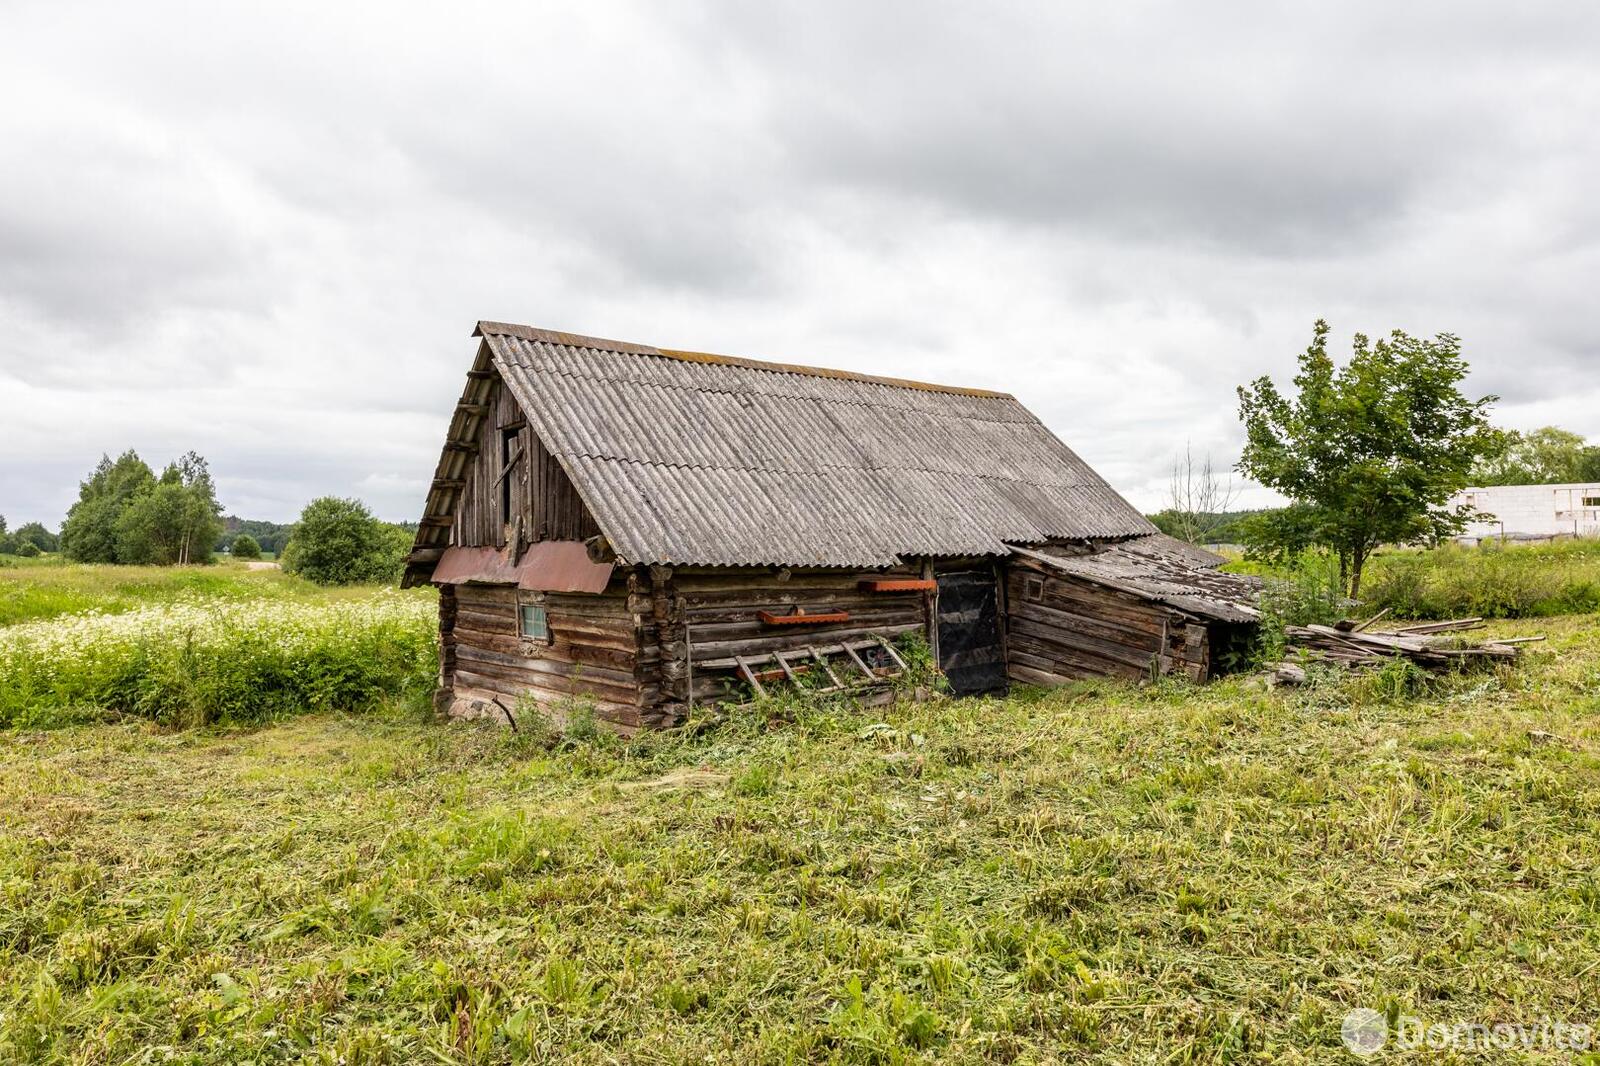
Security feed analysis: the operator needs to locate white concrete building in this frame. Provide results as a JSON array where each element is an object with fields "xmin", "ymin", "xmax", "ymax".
[{"xmin": 1451, "ymin": 483, "xmax": 1600, "ymax": 543}]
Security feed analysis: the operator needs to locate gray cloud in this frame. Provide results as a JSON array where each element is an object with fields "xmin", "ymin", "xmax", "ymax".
[{"xmin": 2, "ymin": 0, "xmax": 1599, "ymax": 527}]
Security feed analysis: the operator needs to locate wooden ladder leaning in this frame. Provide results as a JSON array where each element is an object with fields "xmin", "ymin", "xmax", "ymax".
[{"xmin": 731, "ymin": 636, "xmax": 910, "ymax": 699}]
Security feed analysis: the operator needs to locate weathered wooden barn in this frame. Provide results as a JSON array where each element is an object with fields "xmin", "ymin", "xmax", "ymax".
[{"xmin": 404, "ymin": 322, "xmax": 1259, "ymax": 730}]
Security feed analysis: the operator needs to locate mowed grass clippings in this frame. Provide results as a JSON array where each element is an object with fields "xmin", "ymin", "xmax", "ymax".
[{"xmin": 2, "ymin": 617, "xmax": 1599, "ymax": 1063}]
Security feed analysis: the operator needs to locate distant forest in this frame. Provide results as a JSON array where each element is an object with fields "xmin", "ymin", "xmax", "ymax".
[
  {"xmin": 218, "ymin": 516, "xmax": 417, "ymax": 557},
  {"xmin": 1146, "ymin": 509, "xmax": 1267, "ymax": 546},
  {"xmin": 219, "ymin": 517, "xmax": 293, "ymax": 556},
  {"xmin": 0, "ymin": 449, "xmax": 417, "ymax": 571}
]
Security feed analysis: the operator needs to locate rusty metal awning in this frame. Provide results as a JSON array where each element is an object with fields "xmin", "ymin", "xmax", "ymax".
[{"xmin": 430, "ymin": 542, "xmax": 614, "ymax": 594}]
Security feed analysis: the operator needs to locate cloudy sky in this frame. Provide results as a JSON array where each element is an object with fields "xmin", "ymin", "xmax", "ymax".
[{"xmin": 3, "ymin": 2, "xmax": 1598, "ymax": 528}]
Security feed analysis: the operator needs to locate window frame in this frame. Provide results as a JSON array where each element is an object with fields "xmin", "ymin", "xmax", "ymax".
[{"xmin": 517, "ymin": 595, "xmax": 550, "ymax": 644}]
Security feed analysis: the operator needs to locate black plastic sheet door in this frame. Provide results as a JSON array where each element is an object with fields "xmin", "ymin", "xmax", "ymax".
[{"xmin": 936, "ymin": 571, "xmax": 1008, "ymax": 696}]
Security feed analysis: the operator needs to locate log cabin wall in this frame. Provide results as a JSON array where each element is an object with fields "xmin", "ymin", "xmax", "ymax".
[
  {"xmin": 451, "ymin": 375, "xmax": 600, "ymax": 550},
  {"xmin": 1004, "ymin": 558, "xmax": 1210, "ymax": 684},
  {"xmin": 446, "ymin": 574, "xmax": 646, "ymax": 730},
  {"xmin": 635, "ymin": 564, "xmax": 933, "ymax": 713}
]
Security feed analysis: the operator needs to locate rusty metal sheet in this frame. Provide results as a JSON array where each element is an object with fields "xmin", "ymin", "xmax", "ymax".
[{"xmin": 430, "ymin": 542, "xmax": 614, "ymax": 594}]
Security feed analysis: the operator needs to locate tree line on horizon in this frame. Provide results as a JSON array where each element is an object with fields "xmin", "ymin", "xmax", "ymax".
[{"xmin": 0, "ymin": 449, "xmax": 418, "ymax": 586}]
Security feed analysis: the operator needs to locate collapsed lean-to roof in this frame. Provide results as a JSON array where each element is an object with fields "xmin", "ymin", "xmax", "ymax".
[{"xmin": 413, "ymin": 322, "xmax": 1155, "ymax": 570}]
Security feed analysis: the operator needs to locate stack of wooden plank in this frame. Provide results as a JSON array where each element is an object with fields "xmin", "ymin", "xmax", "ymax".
[{"xmin": 1273, "ymin": 615, "xmax": 1541, "ymax": 684}]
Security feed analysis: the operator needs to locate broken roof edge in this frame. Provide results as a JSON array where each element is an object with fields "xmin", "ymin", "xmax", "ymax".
[
  {"xmin": 1010, "ymin": 542, "xmax": 1261, "ymax": 624},
  {"xmin": 474, "ymin": 320, "xmax": 1014, "ymax": 399}
]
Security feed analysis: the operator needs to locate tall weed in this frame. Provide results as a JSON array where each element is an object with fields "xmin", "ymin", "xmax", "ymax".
[
  {"xmin": 1363, "ymin": 539, "xmax": 1600, "ymax": 618},
  {"xmin": 0, "ymin": 592, "xmax": 438, "ymax": 728}
]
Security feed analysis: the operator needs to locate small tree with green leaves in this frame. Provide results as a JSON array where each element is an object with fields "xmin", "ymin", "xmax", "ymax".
[
  {"xmin": 1236, "ymin": 320, "xmax": 1508, "ymax": 600},
  {"xmin": 229, "ymin": 533, "xmax": 262, "ymax": 560},
  {"xmin": 281, "ymin": 497, "xmax": 409, "ymax": 586}
]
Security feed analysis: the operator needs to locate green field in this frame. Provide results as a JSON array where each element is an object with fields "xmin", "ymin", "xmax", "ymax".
[
  {"xmin": 4, "ymin": 590, "xmax": 1598, "ymax": 1061},
  {"xmin": 0, "ymin": 556, "xmax": 385, "ymax": 628},
  {"xmin": 0, "ymin": 559, "xmax": 437, "ymax": 730}
]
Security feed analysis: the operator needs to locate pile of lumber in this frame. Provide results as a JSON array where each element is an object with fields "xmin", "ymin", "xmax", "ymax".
[{"xmin": 1273, "ymin": 614, "xmax": 1543, "ymax": 684}]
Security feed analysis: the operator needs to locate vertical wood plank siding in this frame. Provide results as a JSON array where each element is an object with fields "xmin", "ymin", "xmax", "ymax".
[
  {"xmin": 451, "ymin": 376, "xmax": 599, "ymax": 550},
  {"xmin": 1004, "ymin": 560, "xmax": 1209, "ymax": 684}
]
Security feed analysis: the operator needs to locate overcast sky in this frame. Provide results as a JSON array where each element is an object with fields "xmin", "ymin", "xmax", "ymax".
[{"xmin": 3, "ymin": 2, "xmax": 1598, "ymax": 528}]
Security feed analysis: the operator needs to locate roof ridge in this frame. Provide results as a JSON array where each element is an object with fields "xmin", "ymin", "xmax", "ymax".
[
  {"xmin": 491, "ymin": 351, "xmax": 1035, "ymax": 424},
  {"xmin": 546, "ymin": 450, "xmax": 1103, "ymax": 489},
  {"xmin": 476, "ymin": 320, "xmax": 1014, "ymax": 399}
]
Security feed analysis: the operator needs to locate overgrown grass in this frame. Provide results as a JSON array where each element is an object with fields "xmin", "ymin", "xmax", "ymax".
[
  {"xmin": 0, "ymin": 593, "xmax": 439, "ymax": 729},
  {"xmin": 0, "ymin": 557, "xmax": 389, "ymax": 628},
  {"xmin": 3, "ymin": 615, "xmax": 1597, "ymax": 1062},
  {"xmin": 1363, "ymin": 538, "xmax": 1600, "ymax": 619}
]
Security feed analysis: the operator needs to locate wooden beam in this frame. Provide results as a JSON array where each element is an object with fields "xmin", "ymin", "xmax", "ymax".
[
  {"xmin": 734, "ymin": 655, "xmax": 767, "ymax": 699},
  {"xmin": 807, "ymin": 645, "xmax": 844, "ymax": 689}
]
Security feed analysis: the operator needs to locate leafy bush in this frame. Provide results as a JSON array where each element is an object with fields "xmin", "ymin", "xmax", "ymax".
[
  {"xmin": 14, "ymin": 542, "xmax": 40, "ymax": 558},
  {"xmin": 281, "ymin": 497, "xmax": 410, "ymax": 586},
  {"xmin": 1362, "ymin": 539, "xmax": 1600, "ymax": 619},
  {"xmin": 1224, "ymin": 551, "xmax": 1350, "ymax": 662},
  {"xmin": 0, "ymin": 593, "xmax": 438, "ymax": 728},
  {"xmin": 229, "ymin": 533, "xmax": 262, "ymax": 560}
]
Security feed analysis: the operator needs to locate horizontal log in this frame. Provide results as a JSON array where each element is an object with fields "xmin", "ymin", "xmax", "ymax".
[
  {"xmin": 450, "ymin": 630, "xmax": 639, "ymax": 670},
  {"xmin": 682, "ymin": 621, "xmax": 922, "ymax": 666},
  {"xmin": 451, "ymin": 662, "xmax": 641, "ymax": 706},
  {"xmin": 1008, "ymin": 597, "xmax": 1165, "ymax": 648},
  {"xmin": 454, "ymin": 644, "xmax": 635, "ymax": 685},
  {"xmin": 1011, "ymin": 573, "xmax": 1168, "ymax": 630},
  {"xmin": 453, "ymin": 674, "xmax": 638, "ymax": 714},
  {"xmin": 1008, "ymin": 663, "xmax": 1078, "ymax": 687},
  {"xmin": 1007, "ymin": 643, "xmax": 1145, "ymax": 683},
  {"xmin": 669, "ymin": 569, "xmax": 918, "ymax": 592},
  {"xmin": 1009, "ymin": 618, "xmax": 1160, "ymax": 672},
  {"xmin": 682, "ymin": 606, "xmax": 919, "ymax": 643}
]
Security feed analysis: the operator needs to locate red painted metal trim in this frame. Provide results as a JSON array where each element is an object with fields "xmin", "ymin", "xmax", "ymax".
[
  {"xmin": 430, "ymin": 542, "xmax": 614, "ymax": 594},
  {"xmin": 758, "ymin": 609, "xmax": 851, "ymax": 625},
  {"xmin": 859, "ymin": 579, "xmax": 938, "ymax": 592}
]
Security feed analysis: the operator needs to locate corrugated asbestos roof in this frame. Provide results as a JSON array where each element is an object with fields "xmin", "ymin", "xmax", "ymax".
[
  {"xmin": 423, "ymin": 321, "xmax": 1154, "ymax": 569},
  {"xmin": 1012, "ymin": 538, "xmax": 1260, "ymax": 623}
]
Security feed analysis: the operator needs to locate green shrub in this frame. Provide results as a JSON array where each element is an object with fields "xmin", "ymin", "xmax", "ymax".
[
  {"xmin": 229, "ymin": 534, "xmax": 262, "ymax": 560},
  {"xmin": 281, "ymin": 497, "xmax": 410, "ymax": 586},
  {"xmin": 1225, "ymin": 551, "xmax": 1349, "ymax": 662},
  {"xmin": 14, "ymin": 541, "xmax": 40, "ymax": 558},
  {"xmin": 1362, "ymin": 539, "xmax": 1600, "ymax": 618}
]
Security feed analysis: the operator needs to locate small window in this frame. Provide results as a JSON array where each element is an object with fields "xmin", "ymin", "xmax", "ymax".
[
  {"xmin": 519, "ymin": 603, "xmax": 548, "ymax": 641},
  {"xmin": 1584, "ymin": 495, "xmax": 1600, "ymax": 509},
  {"xmin": 1024, "ymin": 577, "xmax": 1044, "ymax": 602}
]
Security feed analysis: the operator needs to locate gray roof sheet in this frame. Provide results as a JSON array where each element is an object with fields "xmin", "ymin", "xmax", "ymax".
[
  {"xmin": 463, "ymin": 322, "xmax": 1153, "ymax": 567},
  {"xmin": 1012, "ymin": 538, "xmax": 1260, "ymax": 623}
]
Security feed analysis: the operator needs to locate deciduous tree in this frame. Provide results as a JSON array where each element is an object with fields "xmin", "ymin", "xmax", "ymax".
[
  {"xmin": 1237, "ymin": 321, "xmax": 1507, "ymax": 600},
  {"xmin": 281, "ymin": 497, "xmax": 409, "ymax": 585}
]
